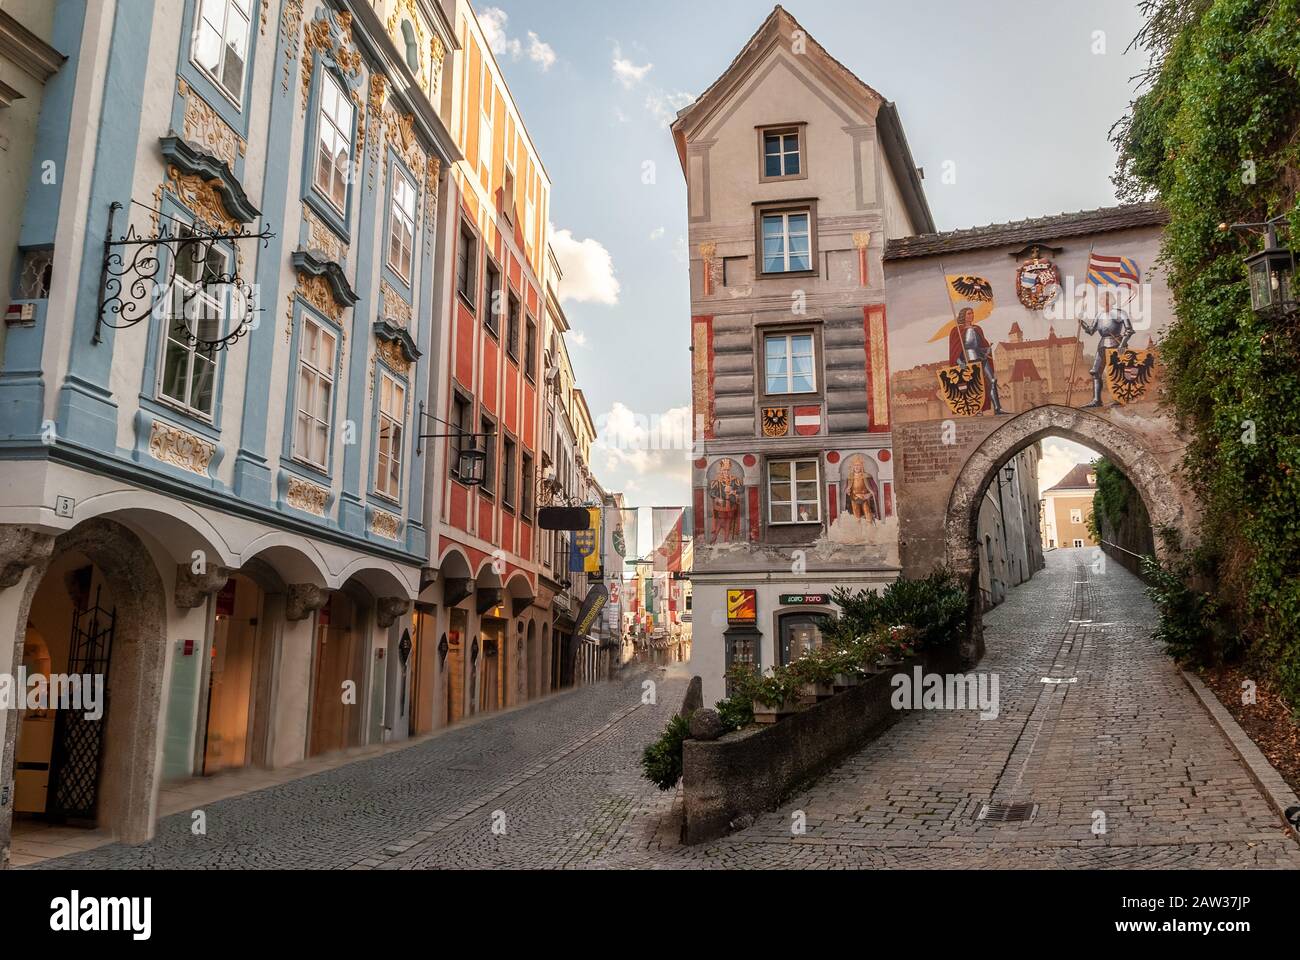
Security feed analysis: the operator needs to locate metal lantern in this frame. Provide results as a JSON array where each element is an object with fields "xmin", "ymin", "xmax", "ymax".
[
  {"xmin": 1003, "ymin": 464, "xmax": 1016, "ymax": 484},
  {"xmin": 457, "ymin": 445, "xmax": 488, "ymax": 486},
  {"xmin": 1243, "ymin": 222, "xmax": 1297, "ymax": 318}
]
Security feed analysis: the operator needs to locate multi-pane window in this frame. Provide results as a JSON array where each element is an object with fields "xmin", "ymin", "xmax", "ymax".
[
  {"xmin": 502, "ymin": 436, "xmax": 517, "ymax": 508},
  {"xmin": 450, "ymin": 391, "xmax": 472, "ymax": 480},
  {"xmin": 293, "ymin": 316, "xmax": 337, "ymax": 469},
  {"xmin": 506, "ymin": 293, "xmax": 520, "ymax": 360},
  {"xmin": 374, "ymin": 372, "xmax": 406, "ymax": 499},
  {"xmin": 524, "ymin": 318, "xmax": 537, "ymax": 381},
  {"xmin": 456, "ymin": 223, "xmax": 477, "ymax": 307},
  {"xmin": 768, "ymin": 459, "xmax": 821, "ymax": 524},
  {"xmin": 520, "ymin": 451, "xmax": 533, "ymax": 518},
  {"xmin": 483, "ymin": 261, "xmax": 500, "ymax": 335},
  {"xmin": 763, "ymin": 129, "xmax": 801, "ymax": 178},
  {"xmin": 160, "ymin": 228, "xmax": 226, "ymax": 419},
  {"xmin": 387, "ymin": 168, "xmax": 417, "ymax": 282},
  {"xmin": 765, "ymin": 333, "xmax": 815, "ymax": 394},
  {"xmin": 480, "ymin": 415, "xmax": 496, "ymax": 491},
  {"xmin": 761, "ymin": 211, "xmax": 811, "ymax": 273},
  {"xmin": 191, "ymin": 0, "xmax": 252, "ymax": 105},
  {"xmin": 314, "ymin": 72, "xmax": 353, "ymax": 215},
  {"xmin": 502, "ymin": 165, "xmax": 516, "ymax": 223}
]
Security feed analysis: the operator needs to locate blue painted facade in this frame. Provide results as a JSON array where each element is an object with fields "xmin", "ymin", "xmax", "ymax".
[{"xmin": 0, "ymin": 0, "xmax": 461, "ymax": 568}]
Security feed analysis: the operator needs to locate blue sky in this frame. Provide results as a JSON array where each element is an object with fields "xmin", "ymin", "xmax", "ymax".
[{"xmin": 476, "ymin": 0, "xmax": 1148, "ymax": 509}]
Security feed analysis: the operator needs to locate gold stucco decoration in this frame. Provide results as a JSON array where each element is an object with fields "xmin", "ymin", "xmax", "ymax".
[
  {"xmin": 286, "ymin": 476, "xmax": 329, "ymax": 516},
  {"xmin": 148, "ymin": 421, "xmax": 215, "ymax": 476},
  {"xmin": 301, "ymin": 10, "xmax": 362, "ymax": 114},
  {"xmin": 370, "ymin": 509, "xmax": 402, "ymax": 541},
  {"xmin": 376, "ymin": 337, "xmax": 412, "ymax": 376},
  {"xmin": 178, "ymin": 77, "xmax": 246, "ymax": 167}
]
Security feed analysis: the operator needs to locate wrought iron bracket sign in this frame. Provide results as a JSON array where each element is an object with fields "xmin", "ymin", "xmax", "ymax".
[{"xmin": 96, "ymin": 200, "xmax": 275, "ymax": 352}]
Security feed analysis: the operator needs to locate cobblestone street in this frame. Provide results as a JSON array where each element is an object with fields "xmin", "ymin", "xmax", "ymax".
[{"xmin": 27, "ymin": 549, "xmax": 1299, "ymax": 870}]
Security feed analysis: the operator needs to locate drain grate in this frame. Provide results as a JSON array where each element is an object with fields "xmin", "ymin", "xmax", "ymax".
[{"xmin": 978, "ymin": 801, "xmax": 1039, "ymax": 823}]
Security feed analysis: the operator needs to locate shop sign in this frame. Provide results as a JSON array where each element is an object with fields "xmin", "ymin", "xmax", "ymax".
[
  {"xmin": 779, "ymin": 594, "xmax": 831, "ymax": 607},
  {"xmin": 727, "ymin": 589, "xmax": 757, "ymax": 625}
]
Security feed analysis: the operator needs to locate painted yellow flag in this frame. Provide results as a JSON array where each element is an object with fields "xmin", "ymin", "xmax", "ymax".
[{"xmin": 946, "ymin": 274, "xmax": 995, "ymax": 323}]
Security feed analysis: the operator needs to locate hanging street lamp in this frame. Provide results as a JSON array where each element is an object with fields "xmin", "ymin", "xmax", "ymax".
[{"xmin": 1223, "ymin": 216, "xmax": 1298, "ymax": 319}]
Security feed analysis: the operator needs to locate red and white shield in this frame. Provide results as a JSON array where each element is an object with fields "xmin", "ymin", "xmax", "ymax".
[{"xmin": 794, "ymin": 406, "xmax": 822, "ymax": 436}]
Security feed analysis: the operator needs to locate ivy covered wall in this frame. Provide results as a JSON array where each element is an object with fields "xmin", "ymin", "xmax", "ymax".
[{"xmin": 1113, "ymin": 0, "xmax": 1300, "ymax": 704}]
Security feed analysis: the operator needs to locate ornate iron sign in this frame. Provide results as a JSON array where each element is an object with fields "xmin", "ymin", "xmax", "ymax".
[{"xmin": 96, "ymin": 200, "xmax": 275, "ymax": 352}]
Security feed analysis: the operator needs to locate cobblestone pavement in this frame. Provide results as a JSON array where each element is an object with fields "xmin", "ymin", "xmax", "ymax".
[{"xmin": 28, "ymin": 549, "xmax": 1300, "ymax": 870}]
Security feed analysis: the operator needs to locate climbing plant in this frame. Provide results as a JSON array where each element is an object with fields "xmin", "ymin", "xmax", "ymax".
[{"xmin": 1112, "ymin": 0, "xmax": 1300, "ymax": 705}]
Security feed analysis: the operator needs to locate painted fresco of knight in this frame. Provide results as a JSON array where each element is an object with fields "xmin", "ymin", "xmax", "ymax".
[
  {"xmin": 1081, "ymin": 290, "xmax": 1135, "ymax": 408},
  {"xmin": 948, "ymin": 307, "xmax": 1004, "ymax": 415}
]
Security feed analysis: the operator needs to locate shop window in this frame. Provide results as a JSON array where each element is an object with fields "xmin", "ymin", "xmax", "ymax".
[{"xmin": 778, "ymin": 612, "xmax": 830, "ymax": 667}]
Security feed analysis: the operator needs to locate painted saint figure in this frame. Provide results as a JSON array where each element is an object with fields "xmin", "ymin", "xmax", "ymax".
[
  {"xmin": 709, "ymin": 458, "xmax": 743, "ymax": 543},
  {"xmin": 948, "ymin": 308, "xmax": 1004, "ymax": 415},
  {"xmin": 843, "ymin": 457, "xmax": 879, "ymax": 521},
  {"xmin": 1080, "ymin": 291, "xmax": 1135, "ymax": 409}
]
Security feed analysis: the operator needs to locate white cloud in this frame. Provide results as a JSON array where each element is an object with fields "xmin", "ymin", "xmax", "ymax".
[
  {"xmin": 646, "ymin": 90, "xmax": 695, "ymax": 127},
  {"xmin": 480, "ymin": 8, "xmax": 553, "ymax": 70},
  {"xmin": 479, "ymin": 8, "xmax": 521, "ymax": 59},
  {"xmin": 550, "ymin": 225, "xmax": 621, "ymax": 305},
  {"xmin": 1038, "ymin": 439, "xmax": 1100, "ymax": 498},
  {"xmin": 612, "ymin": 45, "xmax": 652, "ymax": 88},
  {"xmin": 649, "ymin": 226, "xmax": 665, "ymax": 241},
  {"xmin": 593, "ymin": 403, "xmax": 693, "ymax": 500},
  {"xmin": 568, "ymin": 329, "xmax": 589, "ymax": 348},
  {"xmin": 528, "ymin": 32, "xmax": 556, "ymax": 71}
]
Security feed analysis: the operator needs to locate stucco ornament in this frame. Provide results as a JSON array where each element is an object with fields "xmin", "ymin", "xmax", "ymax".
[
  {"xmin": 300, "ymin": 8, "xmax": 363, "ymax": 114},
  {"xmin": 148, "ymin": 421, "xmax": 216, "ymax": 476},
  {"xmin": 370, "ymin": 510, "xmax": 403, "ymax": 541},
  {"xmin": 286, "ymin": 476, "xmax": 329, "ymax": 516},
  {"xmin": 178, "ymin": 77, "xmax": 245, "ymax": 167}
]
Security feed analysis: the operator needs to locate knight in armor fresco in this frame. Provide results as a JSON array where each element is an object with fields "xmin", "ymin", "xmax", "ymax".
[
  {"xmin": 1080, "ymin": 291, "xmax": 1135, "ymax": 409},
  {"xmin": 948, "ymin": 308, "xmax": 1004, "ymax": 415}
]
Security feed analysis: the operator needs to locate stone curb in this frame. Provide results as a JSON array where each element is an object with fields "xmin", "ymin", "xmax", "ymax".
[{"xmin": 1180, "ymin": 669, "xmax": 1300, "ymax": 843}]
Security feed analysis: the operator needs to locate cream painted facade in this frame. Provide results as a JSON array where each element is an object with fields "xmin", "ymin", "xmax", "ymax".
[
  {"xmin": 1043, "ymin": 464, "xmax": 1099, "ymax": 549},
  {"xmin": 675, "ymin": 6, "xmax": 934, "ymax": 707}
]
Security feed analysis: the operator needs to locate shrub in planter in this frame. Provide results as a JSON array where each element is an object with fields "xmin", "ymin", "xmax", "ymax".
[
  {"xmin": 827, "ymin": 571, "xmax": 967, "ymax": 652},
  {"xmin": 641, "ymin": 713, "xmax": 691, "ymax": 791},
  {"xmin": 715, "ymin": 694, "xmax": 754, "ymax": 733}
]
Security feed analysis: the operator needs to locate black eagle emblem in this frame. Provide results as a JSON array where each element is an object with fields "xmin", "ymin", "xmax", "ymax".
[
  {"xmin": 1105, "ymin": 348, "xmax": 1157, "ymax": 405},
  {"xmin": 950, "ymin": 276, "xmax": 994, "ymax": 302},
  {"xmin": 936, "ymin": 363, "xmax": 987, "ymax": 418}
]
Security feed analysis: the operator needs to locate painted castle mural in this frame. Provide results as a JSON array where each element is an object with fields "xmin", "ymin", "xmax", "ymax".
[{"xmin": 885, "ymin": 219, "xmax": 1171, "ymax": 425}]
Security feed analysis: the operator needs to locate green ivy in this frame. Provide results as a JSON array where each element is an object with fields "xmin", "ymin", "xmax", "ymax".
[{"xmin": 1113, "ymin": 0, "xmax": 1300, "ymax": 706}]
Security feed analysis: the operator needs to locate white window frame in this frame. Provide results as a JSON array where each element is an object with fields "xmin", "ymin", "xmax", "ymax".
[
  {"xmin": 190, "ymin": 0, "xmax": 253, "ymax": 107},
  {"xmin": 374, "ymin": 371, "xmax": 407, "ymax": 500},
  {"xmin": 314, "ymin": 71, "xmax": 354, "ymax": 216},
  {"xmin": 768, "ymin": 458, "xmax": 821, "ymax": 526},
  {"xmin": 158, "ymin": 227, "xmax": 228, "ymax": 421},
  {"xmin": 762, "ymin": 128, "xmax": 801, "ymax": 179},
  {"xmin": 1070, "ymin": 509, "xmax": 1084, "ymax": 524},
  {"xmin": 764, "ymin": 332, "xmax": 816, "ymax": 395},
  {"xmin": 387, "ymin": 165, "xmax": 418, "ymax": 283},
  {"xmin": 761, "ymin": 210, "xmax": 812, "ymax": 274},
  {"xmin": 292, "ymin": 314, "xmax": 338, "ymax": 471},
  {"xmin": 1073, "ymin": 539, "xmax": 1085, "ymax": 549}
]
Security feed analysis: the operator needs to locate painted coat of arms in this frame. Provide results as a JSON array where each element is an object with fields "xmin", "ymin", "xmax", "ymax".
[
  {"xmin": 762, "ymin": 407, "xmax": 790, "ymax": 438},
  {"xmin": 1104, "ymin": 348, "xmax": 1157, "ymax": 405},
  {"xmin": 1016, "ymin": 256, "xmax": 1061, "ymax": 310}
]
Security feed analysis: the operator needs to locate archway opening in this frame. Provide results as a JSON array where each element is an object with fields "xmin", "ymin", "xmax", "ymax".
[{"xmin": 943, "ymin": 406, "xmax": 1180, "ymax": 663}]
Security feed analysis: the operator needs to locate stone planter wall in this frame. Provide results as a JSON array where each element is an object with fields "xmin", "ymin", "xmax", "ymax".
[{"xmin": 680, "ymin": 643, "xmax": 963, "ymax": 845}]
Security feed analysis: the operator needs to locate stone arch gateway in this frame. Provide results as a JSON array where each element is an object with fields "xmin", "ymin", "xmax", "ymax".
[{"xmin": 934, "ymin": 405, "xmax": 1195, "ymax": 662}]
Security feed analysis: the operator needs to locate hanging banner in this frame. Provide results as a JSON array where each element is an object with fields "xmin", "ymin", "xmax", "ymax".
[
  {"xmin": 569, "ymin": 508, "xmax": 601, "ymax": 574},
  {"xmin": 652, "ymin": 507, "xmax": 685, "ymax": 572},
  {"xmin": 575, "ymin": 582, "xmax": 609, "ymax": 640},
  {"xmin": 605, "ymin": 507, "xmax": 638, "ymax": 571}
]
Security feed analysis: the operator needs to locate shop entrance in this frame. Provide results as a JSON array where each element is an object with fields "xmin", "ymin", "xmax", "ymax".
[
  {"xmin": 199, "ymin": 574, "xmax": 264, "ymax": 775},
  {"xmin": 480, "ymin": 616, "xmax": 506, "ymax": 713},
  {"xmin": 309, "ymin": 591, "xmax": 369, "ymax": 756},
  {"xmin": 445, "ymin": 608, "xmax": 466, "ymax": 725}
]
